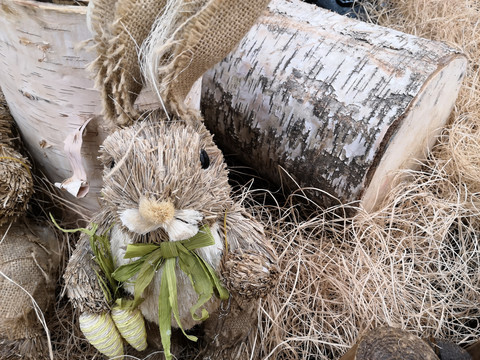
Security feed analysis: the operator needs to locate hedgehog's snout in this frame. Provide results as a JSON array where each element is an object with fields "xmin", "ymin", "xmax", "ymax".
[
  {"xmin": 120, "ymin": 197, "xmax": 203, "ymax": 241},
  {"xmin": 139, "ymin": 198, "xmax": 175, "ymax": 225}
]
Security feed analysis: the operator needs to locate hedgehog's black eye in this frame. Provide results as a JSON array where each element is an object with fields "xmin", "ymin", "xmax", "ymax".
[
  {"xmin": 109, "ymin": 159, "xmax": 115, "ymax": 169},
  {"xmin": 200, "ymin": 149, "xmax": 210, "ymax": 169}
]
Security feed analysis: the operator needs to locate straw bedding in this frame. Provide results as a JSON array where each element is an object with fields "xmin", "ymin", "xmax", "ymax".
[
  {"xmin": 20, "ymin": 0, "xmax": 480, "ymax": 359},
  {"xmin": 253, "ymin": 0, "xmax": 480, "ymax": 358},
  {"xmin": 0, "ymin": 90, "xmax": 33, "ymax": 225}
]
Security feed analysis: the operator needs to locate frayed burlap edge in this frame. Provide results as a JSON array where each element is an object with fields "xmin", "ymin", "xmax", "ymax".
[
  {"xmin": 143, "ymin": 0, "xmax": 271, "ymax": 124},
  {"xmin": 88, "ymin": 0, "xmax": 271, "ymax": 128},
  {"xmin": 88, "ymin": 0, "xmax": 168, "ymax": 128}
]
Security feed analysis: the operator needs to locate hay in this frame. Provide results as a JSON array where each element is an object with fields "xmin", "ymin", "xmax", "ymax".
[
  {"xmin": 0, "ymin": 90, "xmax": 34, "ymax": 225},
  {"xmin": 251, "ymin": 1, "xmax": 480, "ymax": 358}
]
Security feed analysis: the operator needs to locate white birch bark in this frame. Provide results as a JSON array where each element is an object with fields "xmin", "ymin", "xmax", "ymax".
[
  {"xmin": 0, "ymin": 0, "xmax": 467, "ymax": 216},
  {"xmin": 201, "ymin": 0, "xmax": 467, "ymax": 211},
  {"xmin": 0, "ymin": 0, "xmax": 157, "ymax": 216}
]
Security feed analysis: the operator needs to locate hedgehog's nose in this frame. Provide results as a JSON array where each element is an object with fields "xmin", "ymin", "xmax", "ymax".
[
  {"xmin": 138, "ymin": 198, "xmax": 175, "ymax": 224},
  {"xmin": 120, "ymin": 197, "xmax": 203, "ymax": 240}
]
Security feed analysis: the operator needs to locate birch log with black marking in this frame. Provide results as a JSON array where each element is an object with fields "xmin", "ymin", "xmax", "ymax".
[
  {"xmin": 0, "ymin": 0, "xmax": 467, "ymax": 216},
  {"xmin": 0, "ymin": 0, "xmax": 158, "ymax": 216},
  {"xmin": 201, "ymin": 0, "xmax": 467, "ymax": 211}
]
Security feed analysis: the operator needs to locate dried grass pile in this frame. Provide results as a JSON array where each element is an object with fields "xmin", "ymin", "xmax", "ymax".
[
  {"xmin": 253, "ymin": 0, "xmax": 480, "ymax": 359},
  {"xmin": 0, "ymin": 91, "xmax": 34, "ymax": 225}
]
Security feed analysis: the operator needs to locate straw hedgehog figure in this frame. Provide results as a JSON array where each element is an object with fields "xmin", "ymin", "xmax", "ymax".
[{"xmin": 64, "ymin": 117, "xmax": 278, "ymax": 359}]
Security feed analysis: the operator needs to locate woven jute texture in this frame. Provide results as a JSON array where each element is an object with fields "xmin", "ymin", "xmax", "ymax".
[
  {"xmin": 0, "ymin": 90, "xmax": 33, "ymax": 225},
  {"xmin": 0, "ymin": 220, "xmax": 60, "ymax": 359},
  {"xmin": 88, "ymin": 0, "xmax": 168, "ymax": 127},
  {"xmin": 152, "ymin": 0, "xmax": 272, "ymax": 121},
  {"xmin": 89, "ymin": 0, "xmax": 271, "ymax": 127}
]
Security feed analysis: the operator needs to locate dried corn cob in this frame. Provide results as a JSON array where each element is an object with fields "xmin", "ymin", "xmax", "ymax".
[
  {"xmin": 111, "ymin": 305, "xmax": 148, "ymax": 351},
  {"xmin": 79, "ymin": 312, "xmax": 124, "ymax": 358}
]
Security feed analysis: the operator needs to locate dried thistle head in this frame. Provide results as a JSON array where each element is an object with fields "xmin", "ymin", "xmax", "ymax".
[{"xmin": 99, "ymin": 119, "xmax": 233, "ymax": 243}]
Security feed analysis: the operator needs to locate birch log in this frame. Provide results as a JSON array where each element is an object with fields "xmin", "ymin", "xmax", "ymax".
[
  {"xmin": 201, "ymin": 0, "xmax": 467, "ymax": 211},
  {"xmin": 0, "ymin": 0, "xmax": 158, "ymax": 217},
  {"xmin": 0, "ymin": 0, "xmax": 467, "ymax": 217}
]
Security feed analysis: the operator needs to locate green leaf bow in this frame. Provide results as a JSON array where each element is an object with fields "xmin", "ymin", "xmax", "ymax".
[{"xmin": 112, "ymin": 225, "xmax": 229, "ymax": 360}]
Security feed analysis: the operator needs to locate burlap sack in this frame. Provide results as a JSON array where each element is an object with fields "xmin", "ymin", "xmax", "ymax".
[
  {"xmin": 0, "ymin": 89, "xmax": 33, "ymax": 225},
  {"xmin": 89, "ymin": 0, "xmax": 271, "ymax": 127},
  {"xmin": 0, "ymin": 220, "xmax": 60, "ymax": 359}
]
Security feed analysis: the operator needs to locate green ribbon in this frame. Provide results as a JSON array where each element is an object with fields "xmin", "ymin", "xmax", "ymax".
[{"xmin": 112, "ymin": 225, "xmax": 229, "ymax": 360}]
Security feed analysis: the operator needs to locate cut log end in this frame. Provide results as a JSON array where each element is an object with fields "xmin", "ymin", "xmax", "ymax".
[
  {"xmin": 201, "ymin": 0, "xmax": 467, "ymax": 213},
  {"xmin": 362, "ymin": 55, "xmax": 467, "ymax": 212}
]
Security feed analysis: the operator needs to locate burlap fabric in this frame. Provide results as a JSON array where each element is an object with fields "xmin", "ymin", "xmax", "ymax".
[
  {"xmin": 89, "ymin": 0, "xmax": 271, "ymax": 128},
  {"xmin": 0, "ymin": 220, "xmax": 60, "ymax": 359},
  {"xmin": 149, "ymin": 0, "xmax": 272, "ymax": 121},
  {"xmin": 0, "ymin": 90, "xmax": 33, "ymax": 226},
  {"xmin": 88, "ymin": 0, "xmax": 168, "ymax": 127}
]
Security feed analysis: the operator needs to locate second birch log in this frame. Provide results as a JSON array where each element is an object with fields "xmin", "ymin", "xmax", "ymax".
[
  {"xmin": 201, "ymin": 0, "xmax": 467, "ymax": 212},
  {"xmin": 0, "ymin": 0, "xmax": 158, "ymax": 216}
]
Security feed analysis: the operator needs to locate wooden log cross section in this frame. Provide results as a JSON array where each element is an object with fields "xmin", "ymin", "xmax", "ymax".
[
  {"xmin": 202, "ymin": 0, "xmax": 467, "ymax": 211},
  {"xmin": 0, "ymin": 0, "xmax": 467, "ymax": 217}
]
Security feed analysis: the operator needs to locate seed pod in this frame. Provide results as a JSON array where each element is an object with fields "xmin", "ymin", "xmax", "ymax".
[
  {"xmin": 79, "ymin": 312, "xmax": 124, "ymax": 359},
  {"xmin": 111, "ymin": 305, "xmax": 148, "ymax": 351},
  {"xmin": 353, "ymin": 327, "xmax": 438, "ymax": 360}
]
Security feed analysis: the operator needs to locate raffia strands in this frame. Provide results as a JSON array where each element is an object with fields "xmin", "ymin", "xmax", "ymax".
[
  {"xmin": 248, "ymin": 176, "xmax": 480, "ymax": 359},
  {"xmin": 79, "ymin": 312, "xmax": 124, "ymax": 358},
  {"xmin": 0, "ymin": 90, "xmax": 33, "ymax": 226}
]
